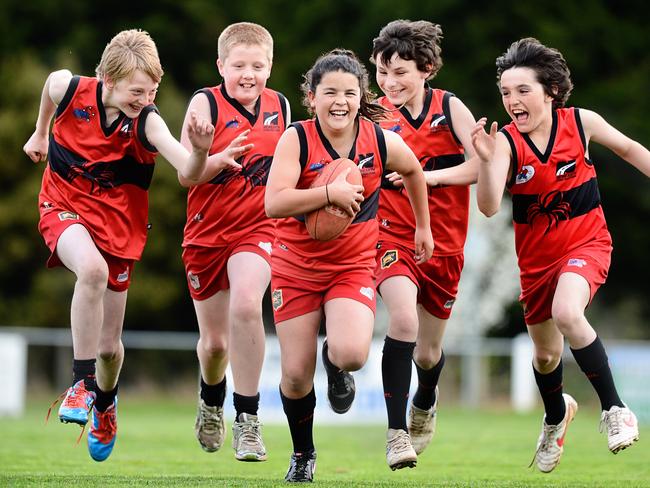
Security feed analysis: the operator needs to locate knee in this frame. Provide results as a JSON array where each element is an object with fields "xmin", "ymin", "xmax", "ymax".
[
  {"xmin": 533, "ymin": 346, "xmax": 562, "ymax": 372},
  {"xmin": 76, "ymin": 260, "xmax": 109, "ymax": 291},
  {"xmin": 388, "ymin": 307, "xmax": 419, "ymax": 338},
  {"xmin": 198, "ymin": 334, "xmax": 228, "ymax": 359},
  {"xmin": 97, "ymin": 344, "xmax": 121, "ymax": 363},
  {"xmin": 282, "ymin": 368, "xmax": 312, "ymax": 396},
  {"xmin": 413, "ymin": 344, "xmax": 441, "ymax": 370},
  {"xmin": 329, "ymin": 345, "xmax": 368, "ymax": 372},
  {"xmin": 551, "ymin": 301, "xmax": 584, "ymax": 335},
  {"xmin": 230, "ymin": 297, "xmax": 262, "ymax": 327}
]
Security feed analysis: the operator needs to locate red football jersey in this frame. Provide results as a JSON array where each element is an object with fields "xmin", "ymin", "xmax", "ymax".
[
  {"xmin": 274, "ymin": 117, "xmax": 386, "ymax": 273},
  {"xmin": 377, "ymin": 89, "xmax": 468, "ymax": 256},
  {"xmin": 502, "ymin": 107, "xmax": 612, "ymax": 283},
  {"xmin": 39, "ymin": 75, "xmax": 158, "ymax": 260},
  {"xmin": 182, "ymin": 85, "xmax": 288, "ymax": 247}
]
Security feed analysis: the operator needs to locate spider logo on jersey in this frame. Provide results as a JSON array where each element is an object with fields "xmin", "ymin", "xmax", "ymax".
[
  {"xmin": 380, "ymin": 250, "xmax": 398, "ymax": 269},
  {"xmin": 526, "ymin": 190, "xmax": 571, "ymax": 234},
  {"xmin": 73, "ymin": 106, "xmax": 95, "ymax": 122},
  {"xmin": 66, "ymin": 163, "xmax": 116, "ymax": 194},
  {"xmin": 209, "ymin": 154, "xmax": 271, "ymax": 194}
]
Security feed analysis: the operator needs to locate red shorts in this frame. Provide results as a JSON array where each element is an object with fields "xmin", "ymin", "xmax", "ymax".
[
  {"xmin": 271, "ymin": 245, "xmax": 376, "ymax": 323},
  {"xmin": 39, "ymin": 204, "xmax": 135, "ymax": 292},
  {"xmin": 182, "ymin": 230, "xmax": 274, "ymax": 300},
  {"xmin": 376, "ymin": 241, "xmax": 463, "ymax": 319},
  {"xmin": 520, "ymin": 246, "xmax": 610, "ymax": 325}
]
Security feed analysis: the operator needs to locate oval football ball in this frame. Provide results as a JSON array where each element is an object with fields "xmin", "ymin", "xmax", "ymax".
[{"xmin": 305, "ymin": 158, "xmax": 362, "ymax": 241}]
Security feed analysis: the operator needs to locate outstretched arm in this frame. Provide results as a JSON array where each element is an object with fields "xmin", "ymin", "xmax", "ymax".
[
  {"xmin": 581, "ymin": 109, "xmax": 650, "ymax": 178},
  {"xmin": 23, "ymin": 69, "xmax": 72, "ymax": 163}
]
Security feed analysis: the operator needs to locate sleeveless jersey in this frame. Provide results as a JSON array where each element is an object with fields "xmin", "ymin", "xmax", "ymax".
[
  {"xmin": 274, "ymin": 117, "xmax": 386, "ymax": 269},
  {"xmin": 182, "ymin": 85, "xmax": 288, "ymax": 247},
  {"xmin": 378, "ymin": 88, "xmax": 468, "ymax": 256},
  {"xmin": 502, "ymin": 107, "xmax": 611, "ymax": 282},
  {"xmin": 39, "ymin": 75, "xmax": 158, "ymax": 260}
]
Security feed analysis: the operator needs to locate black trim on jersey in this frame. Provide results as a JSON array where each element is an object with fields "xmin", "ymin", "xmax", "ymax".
[
  {"xmin": 352, "ymin": 187, "xmax": 380, "ymax": 224},
  {"xmin": 137, "ymin": 105, "xmax": 159, "ymax": 153},
  {"xmin": 399, "ymin": 86, "xmax": 432, "ymax": 130},
  {"xmin": 278, "ymin": 92, "xmax": 289, "ymax": 129},
  {"xmin": 574, "ymin": 108, "xmax": 587, "ymax": 151},
  {"xmin": 315, "ymin": 117, "xmax": 359, "ymax": 161},
  {"xmin": 290, "ymin": 122, "xmax": 309, "ymax": 170},
  {"xmin": 442, "ymin": 92, "xmax": 462, "ymax": 146},
  {"xmin": 48, "ymin": 138, "xmax": 155, "ymax": 191},
  {"xmin": 96, "ymin": 81, "xmax": 126, "ymax": 137},
  {"xmin": 511, "ymin": 177, "xmax": 601, "ymax": 226},
  {"xmin": 193, "ymin": 88, "xmax": 218, "ymax": 126},
  {"xmin": 55, "ymin": 76, "xmax": 81, "ymax": 118},
  {"xmin": 220, "ymin": 84, "xmax": 260, "ymax": 126},
  {"xmin": 501, "ymin": 129, "xmax": 519, "ymax": 188},
  {"xmin": 374, "ymin": 123, "xmax": 387, "ymax": 173},
  {"xmin": 522, "ymin": 109, "xmax": 557, "ymax": 164}
]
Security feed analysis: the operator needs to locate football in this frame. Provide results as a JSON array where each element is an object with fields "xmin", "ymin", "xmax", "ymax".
[{"xmin": 305, "ymin": 158, "xmax": 362, "ymax": 241}]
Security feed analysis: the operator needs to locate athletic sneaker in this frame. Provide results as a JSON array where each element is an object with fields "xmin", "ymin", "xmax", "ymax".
[
  {"xmin": 600, "ymin": 405, "xmax": 639, "ymax": 454},
  {"xmin": 58, "ymin": 380, "xmax": 95, "ymax": 425},
  {"xmin": 195, "ymin": 398, "xmax": 226, "ymax": 452},
  {"xmin": 408, "ymin": 386, "xmax": 439, "ymax": 455},
  {"xmin": 531, "ymin": 393, "xmax": 578, "ymax": 473},
  {"xmin": 87, "ymin": 398, "xmax": 117, "ymax": 462},
  {"xmin": 232, "ymin": 413, "xmax": 267, "ymax": 461},
  {"xmin": 284, "ymin": 450, "xmax": 317, "ymax": 482},
  {"xmin": 322, "ymin": 342, "xmax": 355, "ymax": 414},
  {"xmin": 386, "ymin": 428, "xmax": 417, "ymax": 470}
]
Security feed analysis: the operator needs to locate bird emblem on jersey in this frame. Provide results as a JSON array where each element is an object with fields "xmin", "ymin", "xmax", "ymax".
[{"xmin": 526, "ymin": 190, "xmax": 571, "ymax": 234}]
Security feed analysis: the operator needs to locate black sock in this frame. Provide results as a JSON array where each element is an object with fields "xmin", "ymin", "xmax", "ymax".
[
  {"xmin": 73, "ymin": 359, "xmax": 96, "ymax": 391},
  {"xmin": 412, "ymin": 351, "xmax": 445, "ymax": 410},
  {"xmin": 201, "ymin": 376, "xmax": 226, "ymax": 407},
  {"xmin": 234, "ymin": 392, "xmax": 260, "ymax": 418},
  {"xmin": 322, "ymin": 340, "xmax": 340, "ymax": 376},
  {"xmin": 94, "ymin": 384, "xmax": 118, "ymax": 412},
  {"xmin": 382, "ymin": 336, "xmax": 416, "ymax": 430},
  {"xmin": 280, "ymin": 386, "xmax": 316, "ymax": 454},
  {"xmin": 534, "ymin": 361, "xmax": 565, "ymax": 425},
  {"xmin": 571, "ymin": 337, "xmax": 624, "ymax": 410}
]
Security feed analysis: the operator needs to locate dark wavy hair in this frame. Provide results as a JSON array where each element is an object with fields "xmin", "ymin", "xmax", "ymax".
[
  {"xmin": 370, "ymin": 19, "xmax": 443, "ymax": 79},
  {"xmin": 496, "ymin": 37, "xmax": 573, "ymax": 108},
  {"xmin": 301, "ymin": 49, "xmax": 387, "ymax": 122}
]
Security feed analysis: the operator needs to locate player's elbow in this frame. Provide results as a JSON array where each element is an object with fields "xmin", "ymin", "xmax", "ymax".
[
  {"xmin": 479, "ymin": 202, "xmax": 500, "ymax": 217},
  {"xmin": 265, "ymin": 197, "xmax": 281, "ymax": 218}
]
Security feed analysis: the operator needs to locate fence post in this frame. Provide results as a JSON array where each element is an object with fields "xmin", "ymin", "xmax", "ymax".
[
  {"xmin": 0, "ymin": 333, "xmax": 27, "ymax": 417},
  {"xmin": 511, "ymin": 332, "xmax": 536, "ymax": 412}
]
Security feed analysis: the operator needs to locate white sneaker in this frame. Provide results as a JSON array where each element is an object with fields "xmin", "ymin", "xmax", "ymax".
[
  {"xmin": 408, "ymin": 386, "xmax": 438, "ymax": 455},
  {"xmin": 600, "ymin": 405, "xmax": 639, "ymax": 454},
  {"xmin": 195, "ymin": 398, "xmax": 225, "ymax": 452},
  {"xmin": 232, "ymin": 413, "xmax": 267, "ymax": 461},
  {"xmin": 386, "ymin": 428, "xmax": 417, "ymax": 470},
  {"xmin": 531, "ymin": 393, "xmax": 578, "ymax": 473}
]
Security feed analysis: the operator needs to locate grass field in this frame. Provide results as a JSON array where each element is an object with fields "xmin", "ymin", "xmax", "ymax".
[{"xmin": 0, "ymin": 394, "xmax": 648, "ymax": 487}]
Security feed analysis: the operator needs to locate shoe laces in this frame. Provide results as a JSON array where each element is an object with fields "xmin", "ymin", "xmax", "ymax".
[
  {"xmin": 289, "ymin": 453, "xmax": 314, "ymax": 481},
  {"xmin": 528, "ymin": 423, "xmax": 561, "ymax": 468},
  {"xmin": 199, "ymin": 404, "xmax": 222, "ymax": 434},
  {"xmin": 331, "ymin": 370, "xmax": 351, "ymax": 394},
  {"xmin": 388, "ymin": 430, "xmax": 412, "ymax": 453},
  {"xmin": 600, "ymin": 408, "xmax": 622, "ymax": 436},
  {"xmin": 92, "ymin": 407, "xmax": 117, "ymax": 441},
  {"xmin": 410, "ymin": 409, "xmax": 431, "ymax": 432},
  {"xmin": 237, "ymin": 418, "xmax": 262, "ymax": 446}
]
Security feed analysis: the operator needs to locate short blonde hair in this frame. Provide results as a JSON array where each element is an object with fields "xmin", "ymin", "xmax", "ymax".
[
  {"xmin": 96, "ymin": 29, "xmax": 164, "ymax": 83},
  {"xmin": 217, "ymin": 22, "xmax": 274, "ymax": 63}
]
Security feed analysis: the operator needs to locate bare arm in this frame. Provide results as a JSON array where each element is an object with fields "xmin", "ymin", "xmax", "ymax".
[
  {"xmin": 581, "ymin": 108, "xmax": 650, "ymax": 178},
  {"xmin": 384, "ymin": 129, "xmax": 434, "ymax": 263},
  {"xmin": 145, "ymin": 110, "xmax": 214, "ymax": 182},
  {"xmin": 23, "ymin": 69, "xmax": 72, "ymax": 163},
  {"xmin": 472, "ymin": 118, "xmax": 512, "ymax": 217},
  {"xmin": 265, "ymin": 128, "xmax": 364, "ymax": 218}
]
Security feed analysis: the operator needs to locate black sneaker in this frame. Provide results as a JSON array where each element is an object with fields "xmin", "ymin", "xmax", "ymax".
[
  {"xmin": 284, "ymin": 450, "xmax": 317, "ymax": 482},
  {"xmin": 322, "ymin": 341, "xmax": 355, "ymax": 414}
]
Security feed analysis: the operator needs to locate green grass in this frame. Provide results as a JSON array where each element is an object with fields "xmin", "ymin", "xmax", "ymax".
[{"xmin": 1, "ymin": 394, "xmax": 648, "ymax": 487}]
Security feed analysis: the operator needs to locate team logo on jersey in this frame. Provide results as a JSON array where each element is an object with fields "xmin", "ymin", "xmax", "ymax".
[
  {"xmin": 272, "ymin": 289, "xmax": 283, "ymax": 310},
  {"xmin": 556, "ymin": 160, "xmax": 577, "ymax": 180},
  {"xmin": 193, "ymin": 213, "xmax": 203, "ymax": 222},
  {"xmin": 118, "ymin": 119, "xmax": 134, "ymax": 138},
  {"xmin": 443, "ymin": 299, "xmax": 456, "ymax": 309},
  {"xmin": 567, "ymin": 258, "xmax": 587, "ymax": 268},
  {"xmin": 359, "ymin": 287, "xmax": 374, "ymax": 301},
  {"xmin": 357, "ymin": 153, "xmax": 375, "ymax": 175},
  {"xmin": 309, "ymin": 161, "xmax": 326, "ymax": 172},
  {"xmin": 116, "ymin": 267, "xmax": 130, "ymax": 283},
  {"xmin": 380, "ymin": 250, "xmax": 398, "ymax": 269},
  {"xmin": 380, "ymin": 218, "xmax": 390, "ymax": 228},
  {"xmin": 58, "ymin": 211, "xmax": 79, "ymax": 221},
  {"xmin": 263, "ymin": 112, "xmax": 280, "ymax": 131},
  {"xmin": 429, "ymin": 113, "xmax": 449, "ymax": 133},
  {"xmin": 258, "ymin": 241, "xmax": 272, "ymax": 255},
  {"xmin": 387, "ymin": 121, "xmax": 402, "ymax": 133},
  {"xmin": 225, "ymin": 117, "xmax": 241, "ymax": 129},
  {"xmin": 515, "ymin": 165, "xmax": 535, "ymax": 184},
  {"xmin": 73, "ymin": 106, "xmax": 95, "ymax": 122},
  {"xmin": 187, "ymin": 272, "xmax": 200, "ymax": 290},
  {"xmin": 526, "ymin": 190, "xmax": 571, "ymax": 234},
  {"xmin": 41, "ymin": 201, "xmax": 54, "ymax": 209}
]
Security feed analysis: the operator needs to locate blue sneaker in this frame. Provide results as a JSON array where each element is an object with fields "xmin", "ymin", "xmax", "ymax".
[
  {"xmin": 57, "ymin": 380, "xmax": 95, "ymax": 425},
  {"xmin": 88, "ymin": 398, "xmax": 118, "ymax": 462}
]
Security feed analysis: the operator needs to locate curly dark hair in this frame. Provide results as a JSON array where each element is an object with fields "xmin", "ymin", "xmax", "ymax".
[
  {"xmin": 301, "ymin": 48, "xmax": 387, "ymax": 122},
  {"xmin": 496, "ymin": 37, "xmax": 573, "ymax": 108},
  {"xmin": 370, "ymin": 20, "xmax": 443, "ymax": 79}
]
